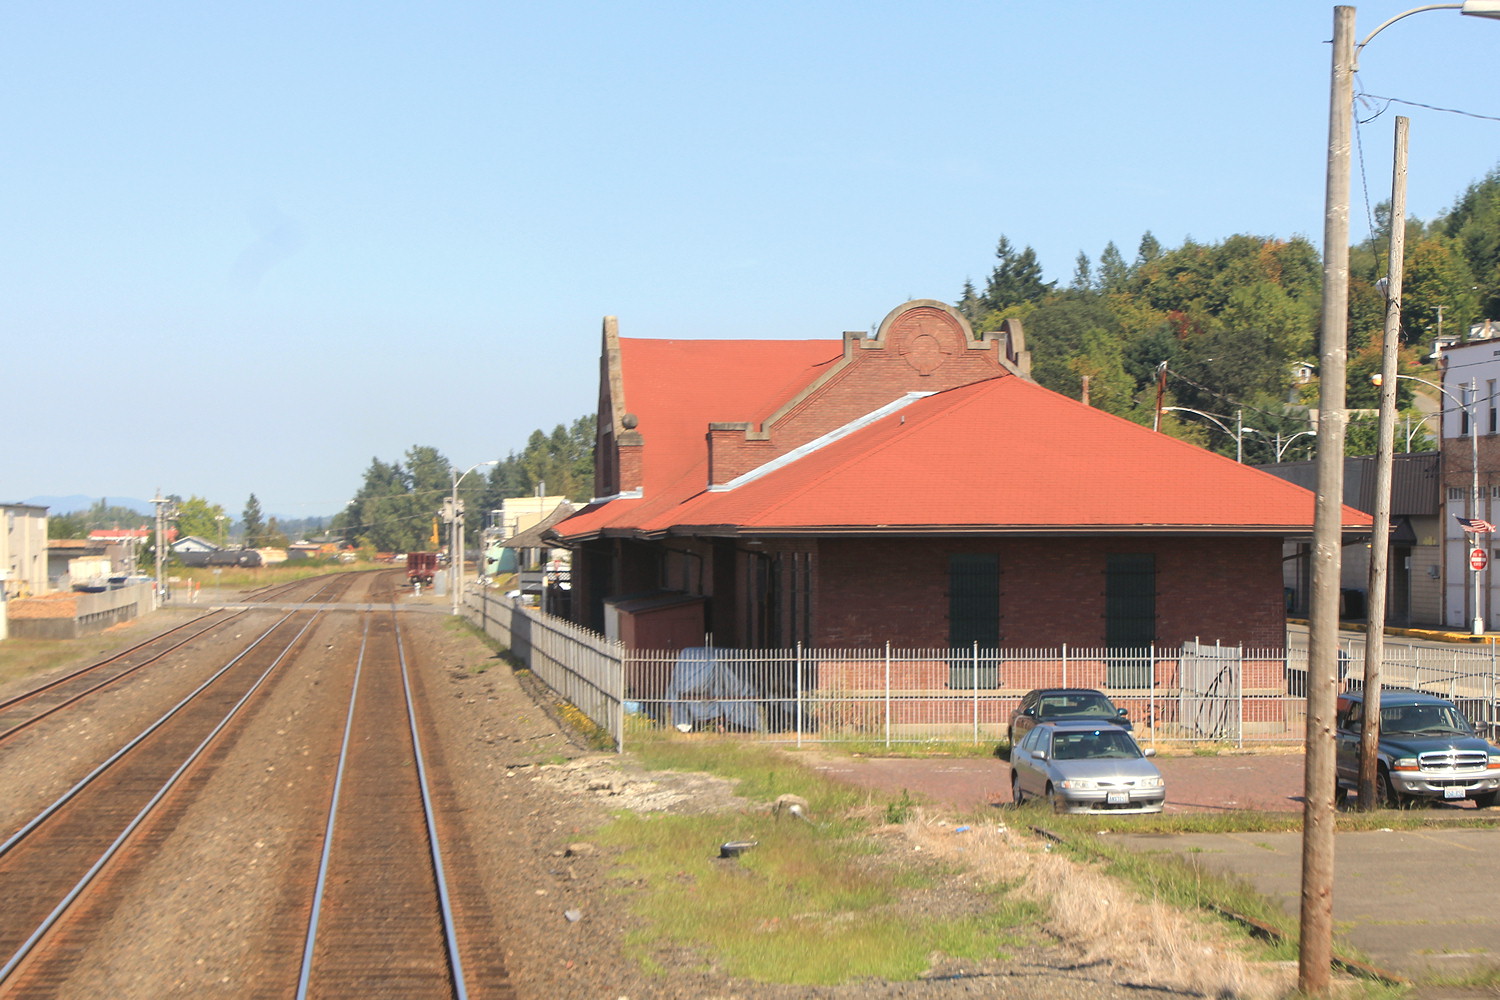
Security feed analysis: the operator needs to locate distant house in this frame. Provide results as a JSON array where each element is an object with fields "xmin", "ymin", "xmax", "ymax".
[
  {"xmin": 2, "ymin": 503, "xmax": 49, "ymax": 599},
  {"xmin": 171, "ymin": 536, "xmax": 221, "ymax": 556},
  {"xmin": 552, "ymin": 300, "xmax": 1371, "ymax": 652},
  {"xmin": 1259, "ymin": 451, "xmax": 1441, "ymax": 626}
]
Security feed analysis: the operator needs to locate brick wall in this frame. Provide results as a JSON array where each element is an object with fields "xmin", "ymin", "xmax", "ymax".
[{"xmin": 815, "ymin": 536, "xmax": 1285, "ymax": 649}]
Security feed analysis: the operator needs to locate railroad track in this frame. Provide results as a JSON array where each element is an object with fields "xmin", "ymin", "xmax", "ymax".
[
  {"xmin": 295, "ymin": 602, "xmax": 508, "ymax": 999},
  {"xmin": 0, "ymin": 570, "xmax": 510, "ymax": 998},
  {"xmin": 0, "ymin": 574, "xmax": 346, "ymax": 743}
]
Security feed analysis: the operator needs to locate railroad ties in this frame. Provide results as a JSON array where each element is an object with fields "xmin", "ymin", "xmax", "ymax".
[{"xmin": 0, "ymin": 570, "xmax": 512, "ymax": 999}]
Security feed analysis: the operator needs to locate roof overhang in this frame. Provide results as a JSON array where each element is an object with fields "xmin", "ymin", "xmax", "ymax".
[{"xmin": 556, "ymin": 523, "xmax": 1361, "ymax": 543}]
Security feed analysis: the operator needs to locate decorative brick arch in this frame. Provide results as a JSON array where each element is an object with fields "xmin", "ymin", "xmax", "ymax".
[{"xmin": 877, "ymin": 301, "xmax": 970, "ymax": 375}]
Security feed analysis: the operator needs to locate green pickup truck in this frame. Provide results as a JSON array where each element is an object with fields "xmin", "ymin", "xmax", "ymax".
[{"xmin": 1335, "ymin": 688, "xmax": 1500, "ymax": 808}]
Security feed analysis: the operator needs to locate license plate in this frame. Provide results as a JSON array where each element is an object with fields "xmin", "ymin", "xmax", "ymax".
[
  {"xmin": 1444, "ymin": 786, "xmax": 1466, "ymax": 800},
  {"xmin": 1106, "ymin": 791, "xmax": 1129, "ymax": 805}
]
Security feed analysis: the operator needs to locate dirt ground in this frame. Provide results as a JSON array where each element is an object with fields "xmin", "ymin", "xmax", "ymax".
[{"xmin": 1, "ymin": 589, "xmax": 1302, "ymax": 999}]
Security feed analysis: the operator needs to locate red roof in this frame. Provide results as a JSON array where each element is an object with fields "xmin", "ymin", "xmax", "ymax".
[
  {"xmin": 662, "ymin": 377, "xmax": 1362, "ymax": 532},
  {"xmin": 89, "ymin": 528, "xmax": 168, "ymax": 540},
  {"xmin": 558, "ymin": 340, "xmax": 1369, "ymax": 540},
  {"xmin": 561, "ymin": 338, "xmax": 840, "ymax": 537}
]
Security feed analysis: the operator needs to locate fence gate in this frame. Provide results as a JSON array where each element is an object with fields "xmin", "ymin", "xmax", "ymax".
[{"xmin": 1179, "ymin": 640, "xmax": 1240, "ymax": 740}]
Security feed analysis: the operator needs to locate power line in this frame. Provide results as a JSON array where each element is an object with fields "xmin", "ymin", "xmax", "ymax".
[{"xmin": 1356, "ymin": 91, "xmax": 1500, "ymax": 125}]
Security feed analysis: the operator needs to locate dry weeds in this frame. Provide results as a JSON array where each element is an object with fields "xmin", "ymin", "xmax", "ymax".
[{"xmin": 905, "ymin": 814, "xmax": 1300, "ymax": 1000}]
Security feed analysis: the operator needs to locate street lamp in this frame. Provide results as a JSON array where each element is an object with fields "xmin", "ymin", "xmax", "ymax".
[
  {"xmin": 1244, "ymin": 426, "xmax": 1319, "ymax": 463},
  {"xmin": 1374, "ymin": 372, "xmax": 1483, "ymax": 632},
  {"xmin": 450, "ymin": 460, "xmax": 498, "ymax": 615},
  {"xmin": 1160, "ymin": 406, "xmax": 1254, "ymax": 462},
  {"xmin": 1401, "ymin": 411, "xmax": 1439, "ymax": 452},
  {"xmin": 1303, "ymin": 7, "xmax": 1500, "ymax": 994}
]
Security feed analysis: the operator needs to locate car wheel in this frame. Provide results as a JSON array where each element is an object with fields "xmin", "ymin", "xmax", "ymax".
[
  {"xmin": 1333, "ymin": 783, "xmax": 1348, "ymax": 808},
  {"xmin": 1045, "ymin": 783, "xmax": 1064, "ymax": 814},
  {"xmin": 1011, "ymin": 771, "xmax": 1023, "ymax": 805},
  {"xmin": 1472, "ymin": 790, "xmax": 1498, "ymax": 810},
  {"xmin": 1377, "ymin": 766, "xmax": 1404, "ymax": 809}
]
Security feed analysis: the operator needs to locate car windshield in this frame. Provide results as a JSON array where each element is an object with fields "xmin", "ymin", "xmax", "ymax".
[
  {"xmin": 1050, "ymin": 729, "xmax": 1141, "ymax": 760},
  {"xmin": 1380, "ymin": 704, "xmax": 1473, "ymax": 735},
  {"xmin": 1039, "ymin": 694, "xmax": 1116, "ymax": 718}
]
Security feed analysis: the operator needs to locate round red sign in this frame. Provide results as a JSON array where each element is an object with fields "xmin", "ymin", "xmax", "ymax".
[{"xmin": 1472, "ymin": 548, "xmax": 1489, "ymax": 572}]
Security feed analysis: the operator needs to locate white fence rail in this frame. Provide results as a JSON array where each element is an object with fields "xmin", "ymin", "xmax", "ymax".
[
  {"xmin": 467, "ymin": 590, "xmax": 625, "ymax": 750},
  {"xmin": 463, "ymin": 592, "xmax": 1500, "ymax": 748}
]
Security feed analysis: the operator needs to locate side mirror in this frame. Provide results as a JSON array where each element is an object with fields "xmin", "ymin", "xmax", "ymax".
[
  {"xmin": 1032, "ymin": 750, "xmax": 1048, "ymax": 761},
  {"xmin": 1143, "ymin": 747, "xmax": 1157, "ymax": 757},
  {"xmin": 1023, "ymin": 708, "xmax": 1036, "ymax": 717},
  {"xmin": 1117, "ymin": 708, "xmax": 1129, "ymax": 718}
]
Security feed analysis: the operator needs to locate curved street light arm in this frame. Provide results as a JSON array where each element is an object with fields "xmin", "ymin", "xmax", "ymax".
[{"xmin": 1159, "ymin": 406, "xmax": 1233, "ymax": 437}]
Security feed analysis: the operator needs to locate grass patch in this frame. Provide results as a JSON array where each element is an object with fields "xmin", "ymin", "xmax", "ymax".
[
  {"xmin": 1015, "ymin": 806, "xmax": 1498, "ymax": 838},
  {"xmin": 0, "ymin": 614, "xmax": 194, "ymax": 691},
  {"xmin": 177, "ymin": 561, "xmax": 378, "ymax": 590},
  {"xmin": 597, "ymin": 735, "xmax": 1038, "ymax": 985},
  {"xmin": 1424, "ymin": 963, "xmax": 1500, "ymax": 988},
  {"xmin": 1041, "ymin": 823, "xmax": 1304, "ymax": 960}
]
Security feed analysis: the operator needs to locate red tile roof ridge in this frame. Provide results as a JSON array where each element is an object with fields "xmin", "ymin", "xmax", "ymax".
[{"xmin": 711, "ymin": 389, "xmax": 939, "ymax": 492}]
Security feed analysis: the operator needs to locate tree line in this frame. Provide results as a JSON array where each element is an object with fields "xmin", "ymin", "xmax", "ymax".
[
  {"xmin": 956, "ymin": 165, "xmax": 1500, "ymax": 462},
  {"xmin": 335, "ymin": 415, "xmax": 596, "ymax": 554}
]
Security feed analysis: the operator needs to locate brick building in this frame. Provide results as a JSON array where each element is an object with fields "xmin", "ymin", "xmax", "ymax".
[{"xmin": 552, "ymin": 300, "xmax": 1370, "ymax": 652}]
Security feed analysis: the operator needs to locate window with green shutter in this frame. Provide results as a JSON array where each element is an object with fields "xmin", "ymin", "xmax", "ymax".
[
  {"xmin": 948, "ymin": 554, "xmax": 999, "ymax": 688},
  {"xmin": 1105, "ymin": 554, "xmax": 1155, "ymax": 687}
]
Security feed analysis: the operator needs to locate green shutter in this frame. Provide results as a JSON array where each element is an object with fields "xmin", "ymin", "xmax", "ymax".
[
  {"xmin": 949, "ymin": 554, "xmax": 999, "ymax": 688},
  {"xmin": 1105, "ymin": 554, "xmax": 1155, "ymax": 687}
]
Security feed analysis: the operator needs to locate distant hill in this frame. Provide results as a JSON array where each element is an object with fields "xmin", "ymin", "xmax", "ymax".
[{"xmin": 23, "ymin": 495, "xmax": 154, "ymax": 516}]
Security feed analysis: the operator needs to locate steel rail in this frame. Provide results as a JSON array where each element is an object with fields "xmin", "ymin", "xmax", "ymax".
[
  {"xmin": 295, "ymin": 613, "xmax": 372, "ymax": 1000},
  {"xmin": 394, "ymin": 606, "xmax": 470, "ymax": 999},
  {"xmin": 0, "ymin": 572, "xmax": 341, "ymax": 732},
  {"xmin": 0, "ymin": 611, "xmax": 232, "ymax": 713},
  {"xmin": 0, "ymin": 609, "xmax": 325, "ymax": 984},
  {"xmin": 0, "ymin": 608, "xmax": 301, "ymax": 859},
  {"xmin": 0, "ymin": 611, "xmax": 248, "ymax": 742}
]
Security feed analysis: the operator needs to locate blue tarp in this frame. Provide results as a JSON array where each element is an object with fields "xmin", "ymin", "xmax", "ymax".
[{"xmin": 665, "ymin": 647, "xmax": 763, "ymax": 732}]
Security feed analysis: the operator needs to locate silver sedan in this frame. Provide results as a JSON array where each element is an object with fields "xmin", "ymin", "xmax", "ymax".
[{"xmin": 1010, "ymin": 721, "xmax": 1165, "ymax": 814}]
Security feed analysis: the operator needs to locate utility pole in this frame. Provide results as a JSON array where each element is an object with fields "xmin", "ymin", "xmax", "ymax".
[
  {"xmin": 1301, "ymin": 8, "xmax": 1354, "ymax": 995},
  {"xmin": 150, "ymin": 490, "xmax": 177, "ymax": 606},
  {"xmin": 1153, "ymin": 362, "xmax": 1168, "ymax": 431},
  {"xmin": 1360, "ymin": 115, "xmax": 1408, "ymax": 809}
]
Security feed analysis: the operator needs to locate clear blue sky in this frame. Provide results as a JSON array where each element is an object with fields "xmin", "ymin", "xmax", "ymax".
[{"xmin": 4, "ymin": 2, "xmax": 1497, "ymax": 518}]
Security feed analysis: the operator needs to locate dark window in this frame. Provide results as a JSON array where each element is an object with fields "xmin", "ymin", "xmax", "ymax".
[
  {"xmin": 948, "ymin": 554, "xmax": 999, "ymax": 688},
  {"xmin": 1105, "ymin": 554, "xmax": 1155, "ymax": 686},
  {"xmin": 743, "ymin": 552, "xmax": 776, "ymax": 649}
]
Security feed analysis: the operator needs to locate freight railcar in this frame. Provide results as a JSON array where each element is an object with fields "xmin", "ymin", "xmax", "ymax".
[{"xmin": 406, "ymin": 551, "xmax": 439, "ymax": 586}]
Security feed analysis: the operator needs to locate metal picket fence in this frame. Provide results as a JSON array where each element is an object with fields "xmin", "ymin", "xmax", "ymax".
[
  {"xmin": 467, "ymin": 589, "xmax": 625, "ymax": 750},
  {"xmin": 463, "ymin": 591, "xmax": 1500, "ymax": 749}
]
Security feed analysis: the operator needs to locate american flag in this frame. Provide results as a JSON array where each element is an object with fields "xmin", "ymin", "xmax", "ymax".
[{"xmin": 1456, "ymin": 515, "xmax": 1496, "ymax": 533}]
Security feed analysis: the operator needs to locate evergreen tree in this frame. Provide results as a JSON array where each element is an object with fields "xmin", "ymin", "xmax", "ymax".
[
  {"xmin": 956, "ymin": 278, "xmax": 983, "ymax": 325},
  {"xmin": 981, "ymin": 235, "xmax": 1054, "ymax": 312},
  {"xmin": 241, "ymin": 494, "xmax": 265, "ymax": 547},
  {"xmin": 1070, "ymin": 251, "xmax": 1093, "ymax": 291},
  {"xmin": 1137, "ymin": 231, "xmax": 1163, "ymax": 266},
  {"xmin": 1097, "ymin": 241, "xmax": 1130, "ymax": 293}
]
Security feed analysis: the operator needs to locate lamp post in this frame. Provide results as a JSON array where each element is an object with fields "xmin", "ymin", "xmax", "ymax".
[
  {"xmin": 1402, "ymin": 411, "xmax": 1439, "ymax": 451},
  {"xmin": 1159, "ymin": 406, "xmax": 1254, "ymax": 462},
  {"xmin": 1302, "ymin": 7, "xmax": 1500, "ymax": 995},
  {"xmin": 1245, "ymin": 427, "xmax": 1319, "ymax": 463},
  {"xmin": 449, "ymin": 461, "xmax": 498, "ymax": 615}
]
